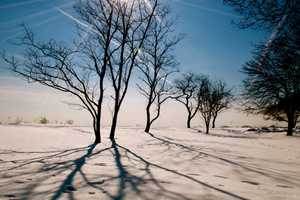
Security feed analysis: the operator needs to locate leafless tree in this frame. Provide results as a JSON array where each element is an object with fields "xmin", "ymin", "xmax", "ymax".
[
  {"xmin": 197, "ymin": 77, "xmax": 213, "ymax": 134},
  {"xmin": 106, "ymin": 0, "xmax": 158, "ymax": 141},
  {"xmin": 137, "ymin": 6, "xmax": 181, "ymax": 133},
  {"xmin": 242, "ymin": 37, "xmax": 300, "ymax": 136},
  {"xmin": 2, "ymin": 24, "xmax": 105, "ymax": 144},
  {"xmin": 225, "ymin": 0, "xmax": 300, "ymax": 136},
  {"xmin": 211, "ymin": 81, "xmax": 233, "ymax": 128},
  {"xmin": 1, "ymin": 0, "xmax": 159, "ymax": 143},
  {"xmin": 173, "ymin": 73, "xmax": 203, "ymax": 128}
]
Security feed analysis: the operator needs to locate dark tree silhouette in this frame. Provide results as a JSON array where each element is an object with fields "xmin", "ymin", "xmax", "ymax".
[
  {"xmin": 137, "ymin": 6, "xmax": 181, "ymax": 133},
  {"xmin": 173, "ymin": 73, "xmax": 203, "ymax": 128},
  {"xmin": 223, "ymin": 0, "xmax": 298, "ymax": 30},
  {"xmin": 242, "ymin": 37, "xmax": 300, "ymax": 136},
  {"xmin": 211, "ymin": 81, "xmax": 233, "ymax": 128},
  {"xmin": 106, "ymin": 0, "xmax": 158, "ymax": 141},
  {"xmin": 225, "ymin": 0, "xmax": 300, "ymax": 136}
]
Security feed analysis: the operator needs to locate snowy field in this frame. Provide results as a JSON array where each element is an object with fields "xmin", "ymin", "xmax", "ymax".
[{"xmin": 0, "ymin": 125, "xmax": 300, "ymax": 200}]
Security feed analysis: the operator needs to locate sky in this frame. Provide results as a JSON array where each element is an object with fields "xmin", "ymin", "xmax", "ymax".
[{"xmin": 0, "ymin": 0, "xmax": 274, "ymax": 127}]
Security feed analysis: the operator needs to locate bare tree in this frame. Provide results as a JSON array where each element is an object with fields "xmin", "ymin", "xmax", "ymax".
[
  {"xmin": 2, "ymin": 0, "xmax": 161, "ymax": 142},
  {"xmin": 1, "ymin": 0, "xmax": 156, "ymax": 144},
  {"xmin": 137, "ymin": 6, "xmax": 181, "ymax": 133},
  {"xmin": 242, "ymin": 37, "xmax": 300, "ymax": 136},
  {"xmin": 197, "ymin": 77, "xmax": 214, "ymax": 134},
  {"xmin": 225, "ymin": 0, "xmax": 300, "ymax": 136},
  {"xmin": 211, "ymin": 81, "xmax": 233, "ymax": 128},
  {"xmin": 2, "ymin": 25, "xmax": 104, "ymax": 144},
  {"xmin": 173, "ymin": 73, "xmax": 203, "ymax": 128},
  {"xmin": 106, "ymin": 0, "xmax": 158, "ymax": 141}
]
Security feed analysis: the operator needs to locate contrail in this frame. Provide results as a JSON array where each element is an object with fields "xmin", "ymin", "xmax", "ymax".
[
  {"xmin": 56, "ymin": 8, "xmax": 91, "ymax": 30},
  {"xmin": 1, "ymin": 15, "xmax": 61, "ymax": 44},
  {"xmin": 259, "ymin": 14, "xmax": 287, "ymax": 59},
  {"xmin": 265, "ymin": 15, "xmax": 287, "ymax": 49},
  {"xmin": 56, "ymin": 7, "xmax": 121, "ymax": 46},
  {"xmin": 56, "ymin": 7, "xmax": 100, "ymax": 53},
  {"xmin": 171, "ymin": 0, "xmax": 240, "ymax": 18},
  {"xmin": 0, "ymin": 1, "xmax": 74, "ymax": 27},
  {"xmin": 0, "ymin": 0, "xmax": 47, "ymax": 9}
]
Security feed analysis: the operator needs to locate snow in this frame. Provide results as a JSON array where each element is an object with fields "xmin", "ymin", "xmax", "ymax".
[{"xmin": 0, "ymin": 125, "xmax": 299, "ymax": 200}]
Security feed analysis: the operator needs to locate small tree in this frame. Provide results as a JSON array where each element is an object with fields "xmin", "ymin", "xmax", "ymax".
[
  {"xmin": 197, "ymin": 77, "xmax": 213, "ymax": 134},
  {"xmin": 137, "ymin": 6, "xmax": 181, "ymax": 133},
  {"xmin": 211, "ymin": 80, "xmax": 233, "ymax": 128},
  {"xmin": 173, "ymin": 73, "xmax": 202, "ymax": 128},
  {"xmin": 196, "ymin": 77, "xmax": 232, "ymax": 134}
]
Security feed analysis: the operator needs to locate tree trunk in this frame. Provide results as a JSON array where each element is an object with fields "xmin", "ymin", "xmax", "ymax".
[
  {"xmin": 187, "ymin": 110, "xmax": 192, "ymax": 128},
  {"xmin": 145, "ymin": 101, "xmax": 151, "ymax": 133},
  {"xmin": 94, "ymin": 113, "xmax": 101, "ymax": 144},
  {"xmin": 212, "ymin": 115, "xmax": 217, "ymax": 128},
  {"xmin": 287, "ymin": 111, "xmax": 295, "ymax": 136},
  {"xmin": 109, "ymin": 105, "xmax": 120, "ymax": 141},
  {"xmin": 94, "ymin": 90, "xmax": 104, "ymax": 144},
  {"xmin": 205, "ymin": 122, "xmax": 210, "ymax": 134},
  {"xmin": 187, "ymin": 117, "xmax": 191, "ymax": 128},
  {"xmin": 92, "ymin": 117, "xmax": 101, "ymax": 144},
  {"xmin": 145, "ymin": 123, "xmax": 151, "ymax": 133},
  {"xmin": 94, "ymin": 126, "xmax": 101, "ymax": 144}
]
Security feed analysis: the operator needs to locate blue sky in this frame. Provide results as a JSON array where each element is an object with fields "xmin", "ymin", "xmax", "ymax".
[
  {"xmin": 0, "ymin": 0, "xmax": 268, "ymax": 83},
  {"xmin": 0, "ymin": 0, "xmax": 271, "ymax": 126}
]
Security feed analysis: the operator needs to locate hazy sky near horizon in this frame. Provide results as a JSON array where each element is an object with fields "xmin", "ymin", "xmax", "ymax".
[{"xmin": 0, "ymin": 0, "xmax": 273, "ymax": 127}]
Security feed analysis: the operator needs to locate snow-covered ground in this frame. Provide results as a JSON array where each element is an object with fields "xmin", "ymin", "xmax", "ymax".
[{"xmin": 0, "ymin": 125, "xmax": 299, "ymax": 200}]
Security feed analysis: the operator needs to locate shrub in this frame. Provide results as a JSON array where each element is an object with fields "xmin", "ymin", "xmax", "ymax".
[
  {"xmin": 40, "ymin": 117, "xmax": 49, "ymax": 124},
  {"xmin": 66, "ymin": 120, "xmax": 74, "ymax": 125}
]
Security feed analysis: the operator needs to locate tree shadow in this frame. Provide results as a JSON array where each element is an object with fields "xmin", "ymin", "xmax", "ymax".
[
  {"xmin": 109, "ymin": 141, "xmax": 249, "ymax": 200},
  {"xmin": 1, "ymin": 132, "xmax": 298, "ymax": 200},
  {"xmin": 146, "ymin": 132, "xmax": 300, "ymax": 187},
  {"xmin": 191, "ymin": 128, "xmax": 255, "ymax": 139},
  {"xmin": 0, "ymin": 145, "xmax": 112, "ymax": 199},
  {"xmin": 105, "ymin": 141, "xmax": 195, "ymax": 200},
  {"xmin": 51, "ymin": 144, "xmax": 97, "ymax": 200}
]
